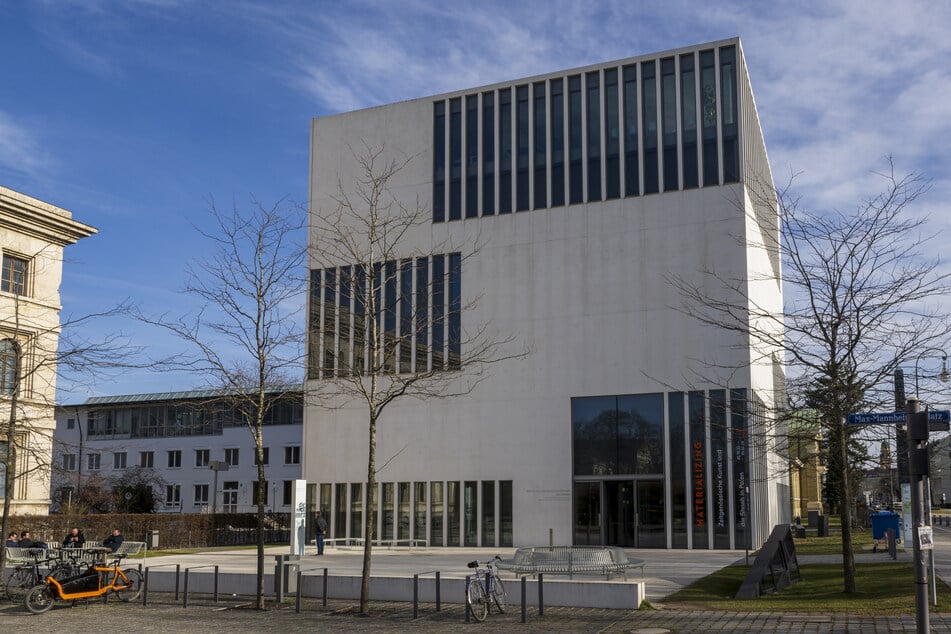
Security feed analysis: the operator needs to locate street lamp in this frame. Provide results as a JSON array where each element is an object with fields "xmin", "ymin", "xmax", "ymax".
[{"xmin": 914, "ymin": 351, "xmax": 949, "ymax": 400}]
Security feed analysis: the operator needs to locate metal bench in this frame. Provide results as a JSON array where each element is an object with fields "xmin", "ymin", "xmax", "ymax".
[
  {"xmin": 115, "ymin": 541, "xmax": 146, "ymax": 557},
  {"xmin": 3, "ymin": 546, "xmax": 46, "ymax": 565},
  {"xmin": 496, "ymin": 546, "xmax": 645, "ymax": 580}
]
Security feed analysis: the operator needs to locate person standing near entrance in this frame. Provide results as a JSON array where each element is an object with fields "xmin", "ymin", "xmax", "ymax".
[{"xmin": 314, "ymin": 511, "xmax": 328, "ymax": 555}]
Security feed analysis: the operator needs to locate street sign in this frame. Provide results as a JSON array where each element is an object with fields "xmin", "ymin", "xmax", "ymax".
[{"xmin": 847, "ymin": 410, "xmax": 951, "ymax": 430}]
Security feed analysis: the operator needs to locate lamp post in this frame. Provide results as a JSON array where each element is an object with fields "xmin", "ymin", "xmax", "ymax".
[{"xmin": 914, "ymin": 352, "xmax": 949, "ymax": 401}]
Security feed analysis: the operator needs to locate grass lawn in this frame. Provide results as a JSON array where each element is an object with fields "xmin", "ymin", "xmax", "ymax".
[{"xmin": 665, "ymin": 562, "xmax": 951, "ymax": 614}]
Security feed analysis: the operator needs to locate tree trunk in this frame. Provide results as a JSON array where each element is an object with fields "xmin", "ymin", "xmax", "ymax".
[
  {"xmin": 837, "ymin": 417, "xmax": 856, "ymax": 592},
  {"xmin": 0, "ymin": 383, "xmax": 19, "ymax": 569},
  {"xmin": 255, "ymin": 428, "xmax": 266, "ymax": 610},
  {"xmin": 360, "ymin": 413, "xmax": 377, "ymax": 614}
]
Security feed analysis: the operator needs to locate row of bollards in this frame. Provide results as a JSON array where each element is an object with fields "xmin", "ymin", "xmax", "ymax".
[{"xmin": 143, "ymin": 563, "xmax": 221, "ymax": 608}]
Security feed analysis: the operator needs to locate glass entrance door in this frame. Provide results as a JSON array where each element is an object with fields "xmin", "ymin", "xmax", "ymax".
[{"xmin": 574, "ymin": 480, "xmax": 666, "ymax": 547}]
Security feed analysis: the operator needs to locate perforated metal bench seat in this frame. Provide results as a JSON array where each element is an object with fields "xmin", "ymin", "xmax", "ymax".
[{"xmin": 495, "ymin": 546, "xmax": 645, "ymax": 580}]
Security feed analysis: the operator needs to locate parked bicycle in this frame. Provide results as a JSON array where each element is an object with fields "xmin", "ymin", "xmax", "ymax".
[
  {"xmin": 23, "ymin": 555, "xmax": 142, "ymax": 614},
  {"xmin": 465, "ymin": 555, "xmax": 506, "ymax": 622},
  {"xmin": 4, "ymin": 549, "xmax": 53, "ymax": 601}
]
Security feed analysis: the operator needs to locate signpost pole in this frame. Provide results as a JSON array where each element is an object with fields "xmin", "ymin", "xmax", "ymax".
[{"xmin": 906, "ymin": 398, "xmax": 929, "ymax": 634}]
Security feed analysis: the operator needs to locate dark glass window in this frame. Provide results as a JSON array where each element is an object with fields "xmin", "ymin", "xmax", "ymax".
[
  {"xmin": 533, "ymin": 82, "xmax": 547, "ymax": 209},
  {"xmin": 700, "ymin": 50, "xmax": 718, "ymax": 186},
  {"xmin": 465, "ymin": 95, "xmax": 478, "ymax": 218},
  {"xmin": 449, "ymin": 97, "xmax": 462, "ymax": 220},
  {"xmin": 661, "ymin": 58, "xmax": 678, "ymax": 192},
  {"xmin": 689, "ymin": 391, "xmax": 708, "ymax": 549},
  {"xmin": 431, "ymin": 255, "xmax": 445, "ymax": 369},
  {"xmin": 415, "ymin": 257, "xmax": 428, "ymax": 373},
  {"xmin": 668, "ymin": 393, "xmax": 687, "ymax": 548},
  {"xmin": 720, "ymin": 46, "xmax": 739, "ymax": 183},
  {"xmin": 384, "ymin": 260, "xmax": 397, "ymax": 372},
  {"xmin": 1, "ymin": 255, "xmax": 27, "ymax": 295},
  {"xmin": 448, "ymin": 253, "xmax": 461, "ymax": 369},
  {"xmin": 499, "ymin": 480, "xmax": 513, "ymax": 547},
  {"xmin": 463, "ymin": 481, "xmax": 478, "ymax": 546},
  {"xmin": 622, "ymin": 65, "xmax": 639, "ymax": 196},
  {"xmin": 335, "ymin": 483, "xmax": 347, "ymax": 537},
  {"xmin": 482, "ymin": 92, "xmax": 495, "ymax": 215},
  {"xmin": 604, "ymin": 68, "xmax": 620, "ymax": 200},
  {"xmin": 680, "ymin": 53, "xmax": 699, "ymax": 189},
  {"xmin": 498, "ymin": 88, "xmax": 512, "ymax": 213},
  {"xmin": 350, "ymin": 483, "xmax": 362, "ymax": 539},
  {"xmin": 481, "ymin": 481, "xmax": 496, "ymax": 547},
  {"xmin": 641, "ymin": 61, "xmax": 658, "ymax": 194},
  {"xmin": 550, "ymin": 78, "xmax": 565, "ymax": 207},
  {"xmin": 413, "ymin": 482, "xmax": 427, "ymax": 542},
  {"xmin": 572, "ymin": 396, "xmax": 617, "ymax": 475},
  {"xmin": 381, "ymin": 482, "xmax": 394, "ymax": 541},
  {"xmin": 397, "ymin": 482, "xmax": 410, "ymax": 541},
  {"xmin": 353, "ymin": 265, "xmax": 366, "ymax": 374},
  {"xmin": 322, "ymin": 269, "xmax": 336, "ymax": 378},
  {"xmin": 515, "ymin": 85, "xmax": 530, "ymax": 211},
  {"xmin": 710, "ymin": 390, "xmax": 730, "ymax": 548},
  {"xmin": 433, "ymin": 102, "xmax": 445, "ymax": 222},
  {"xmin": 617, "ymin": 393, "xmax": 664, "ymax": 474},
  {"xmin": 337, "ymin": 266, "xmax": 351, "ymax": 376},
  {"xmin": 568, "ymin": 75, "xmax": 583, "ymax": 204},
  {"xmin": 399, "ymin": 259, "xmax": 413, "ymax": 372},
  {"xmin": 430, "ymin": 481, "xmax": 444, "ymax": 546},
  {"xmin": 586, "ymin": 71, "xmax": 601, "ymax": 202},
  {"xmin": 447, "ymin": 481, "xmax": 460, "ymax": 546}
]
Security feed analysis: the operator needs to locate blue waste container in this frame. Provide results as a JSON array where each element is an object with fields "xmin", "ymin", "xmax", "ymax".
[{"xmin": 870, "ymin": 510, "xmax": 900, "ymax": 540}]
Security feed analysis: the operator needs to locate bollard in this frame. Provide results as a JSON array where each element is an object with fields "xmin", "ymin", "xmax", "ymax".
[
  {"xmin": 538, "ymin": 573, "xmax": 544, "ymax": 616},
  {"xmin": 521, "ymin": 576, "xmax": 527, "ymax": 623},
  {"xmin": 413, "ymin": 574, "xmax": 419, "ymax": 619},
  {"xmin": 322, "ymin": 567, "xmax": 328, "ymax": 607},
  {"xmin": 436, "ymin": 571, "xmax": 441, "ymax": 611},
  {"xmin": 295, "ymin": 570, "xmax": 303, "ymax": 613},
  {"xmin": 465, "ymin": 575, "xmax": 470, "ymax": 623}
]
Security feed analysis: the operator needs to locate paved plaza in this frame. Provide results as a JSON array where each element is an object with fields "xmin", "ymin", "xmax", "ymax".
[{"xmin": 4, "ymin": 526, "xmax": 951, "ymax": 632}]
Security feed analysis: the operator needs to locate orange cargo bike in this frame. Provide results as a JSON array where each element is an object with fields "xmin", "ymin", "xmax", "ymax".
[{"xmin": 24, "ymin": 553, "xmax": 143, "ymax": 614}]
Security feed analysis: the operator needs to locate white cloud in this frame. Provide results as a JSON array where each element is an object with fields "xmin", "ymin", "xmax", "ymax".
[{"xmin": 0, "ymin": 111, "xmax": 50, "ymax": 176}]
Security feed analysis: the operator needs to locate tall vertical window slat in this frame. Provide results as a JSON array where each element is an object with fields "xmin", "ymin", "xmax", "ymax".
[
  {"xmin": 604, "ymin": 68, "xmax": 620, "ymax": 199},
  {"xmin": 353, "ymin": 265, "xmax": 366, "ymax": 375},
  {"xmin": 448, "ymin": 253, "xmax": 461, "ymax": 369},
  {"xmin": 533, "ymin": 81, "xmax": 547, "ymax": 209},
  {"xmin": 550, "ymin": 78, "xmax": 565, "ymax": 207},
  {"xmin": 337, "ymin": 266, "xmax": 351, "ymax": 376},
  {"xmin": 661, "ymin": 57, "xmax": 678, "ymax": 192},
  {"xmin": 432, "ymin": 102, "xmax": 445, "ymax": 222},
  {"xmin": 515, "ymin": 85, "xmax": 530, "ymax": 211},
  {"xmin": 568, "ymin": 75, "xmax": 583, "ymax": 204},
  {"xmin": 585, "ymin": 71, "xmax": 601, "ymax": 202},
  {"xmin": 482, "ymin": 92, "xmax": 495, "ymax": 216},
  {"xmin": 399, "ymin": 259, "xmax": 413, "ymax": 372},
  {"xmin": 308, "ymin": 269, "xmax": 321, "ymax": 380},
  {"xmin": 449, "ymin": 97, "xmax": 462, "ymax": 220},
  {"xmin": 622, "ymin": 65, "xmax": 639, "ymax": 197},
  {"xmin": 322, "ymin": 269, "xmax": 336, "ymax": 378},
  {"xmin": 680, "ymin": 53, "xmax": 699, "ymax": 189},
  {"xmin": 700, "ymin": 50, "xmax": 719, "ymax": 186},
  {"xmin": 415, "ymin": 257, "xmax": 429, "ymax": 373},
  {"xmin": 465, "ymin": 95, "xmax": 479, "ymax": 218},
  {"xmin": 432, "ymin": 255, "xmax": 445, "ymax": 369},
  {"xmin": 498, "ymin": 88, "xmax": 513, "ymax": 214},
  {"xmin": 641, "ymin": 61, "xmax": 659, "ymax": 194},
  {"xmin": 384, "ymin": 260, "xmax": 397, "ymax": 372},
  {"xmin": 720, "ymin": 46, "xmax": 739, "ymax": 183}
]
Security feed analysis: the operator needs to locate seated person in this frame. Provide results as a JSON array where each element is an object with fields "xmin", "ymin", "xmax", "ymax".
[
  {"xmin": 5, "ymin": 531, "xmax": 17, "ymax": 547},
  {"xmin": 18, "ymin": 531, "xmax": 47, "ymax": 549},
  {"xmin": 62, "ymin": 527, "xmax": 86, "ymax": 548},
  {"xmin": 102, "ymin": 528, "xmax": 124, "ymax": 553}
]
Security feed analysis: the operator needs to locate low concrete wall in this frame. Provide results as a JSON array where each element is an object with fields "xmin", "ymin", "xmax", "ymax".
[{"xmin": 142, "ymin": 568, "xmax": 645, "ymax": 610}]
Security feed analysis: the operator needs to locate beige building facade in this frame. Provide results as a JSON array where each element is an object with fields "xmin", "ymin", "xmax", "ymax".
[{"xmin": 0, "ymin": 185, "xmax": 96, "ymax": 515}]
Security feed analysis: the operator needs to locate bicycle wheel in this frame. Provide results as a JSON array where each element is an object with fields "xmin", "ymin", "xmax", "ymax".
[
  {"xmin": 117, "ymin": 568, "xmax": 143, "ymax": 602},
  {"xmin": 4, "ymin": 567, "xmax": 38, "ymax": 601},
  {"xmin": 466, "ymin": 578, "xmax": 488, "ymax": 622},
  {"xmin": 490, "ymin": 575, "xmax": 506, "ymax": 613},
  {"xmin": 24, "ymin": 584, "xmax": 56, "ymax": 614}
]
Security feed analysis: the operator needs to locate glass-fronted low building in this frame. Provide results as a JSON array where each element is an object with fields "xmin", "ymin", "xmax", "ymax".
[{"xmin": 304, "ymin": 38, "xmax": 787, "ymax": 549}]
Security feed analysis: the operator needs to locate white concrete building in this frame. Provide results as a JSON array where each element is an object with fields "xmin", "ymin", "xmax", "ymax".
[
  {"xmin": 52, "ymin": 388, "xmax": 303, "ymax": 514},
  {"xmin": 0, "ymin": 186, "xmax": 96, "ymax": 515},
  {"xmin": 304, "ymin": 38, "xmax": 787, "ymax": 549}
]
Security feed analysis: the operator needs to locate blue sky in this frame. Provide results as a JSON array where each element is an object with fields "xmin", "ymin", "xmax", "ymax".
[{"xmin": 1, "ymin": 0, "xmax": 949, "ymax": 401}]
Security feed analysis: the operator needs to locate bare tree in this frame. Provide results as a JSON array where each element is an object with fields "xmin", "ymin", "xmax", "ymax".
[
  {"xmin": 673, "ymin": 160, "xmax": 951, "ymax": 592},
  {"xmin": 310, "ymin": 145, "xmax": 524, "ymax": 613},
  {"xmin": 1, "ymin": 288, "xmax": 139, "ymax": 568},
  {"xmin": 134, "ymin": 197, "xmax": 305, "ymax": 609}
]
